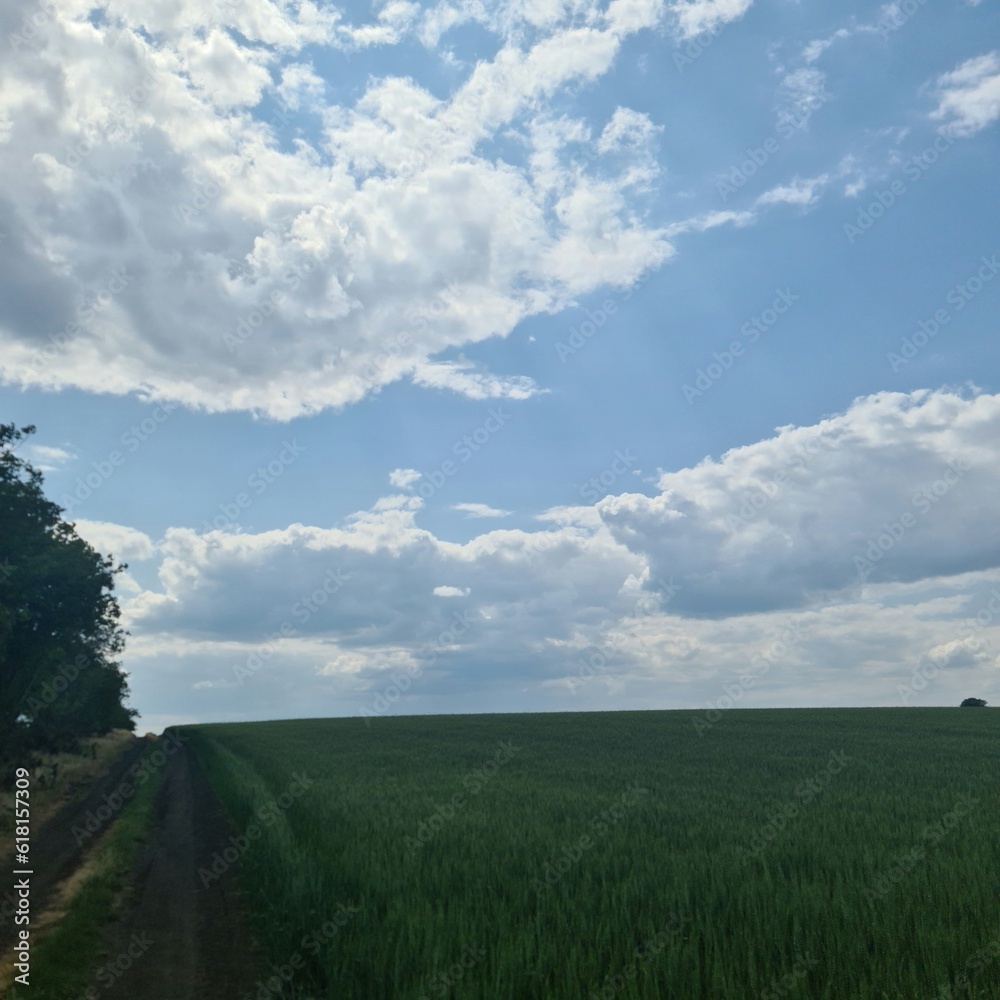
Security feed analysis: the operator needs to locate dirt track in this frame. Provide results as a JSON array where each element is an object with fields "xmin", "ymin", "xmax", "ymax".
[
  {"xmin": 94, "ymin": 741, "xmax": 260, "ymax": 999},
  {"xmin": 0, "ymin": 739, "xmax": 149, "ymax": 952},
  {"xmin": 2, "ymin": 738, "xmax": 261, "ymax": 999}
]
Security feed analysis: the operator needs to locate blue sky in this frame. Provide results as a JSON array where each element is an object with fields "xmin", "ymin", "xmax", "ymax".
[{"xmin": 2, "ymin": 0, "xmax": 999, "ymax": 732}]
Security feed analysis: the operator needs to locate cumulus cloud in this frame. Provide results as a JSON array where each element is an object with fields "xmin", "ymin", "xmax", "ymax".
[
  {"xmin": 389, "ymin": 468, "xmax": 423, "ymax": 489},
  {"xmin": 122, "ymin": 493, "xmax": 646, "ymax": 712},
  {"xmin": 277, "ymin": 62, "xmax": 327, "ymax": 112},
  {"xmin": 923, "ymin": 636, "xmax": 991, "ymax": 670},
  {"xmin": 670, "ymin": 0, "xmax": 753, "ymax": 39},
  {"xmin": 0, "ymin": 0, "xmax": 669, "ymax": 420},
  {"xmin": 71, "ymin": 518, "xmax": 157, "ymax": 595},
  {"xmin": 930, "ymin": 52, "xmax": 1000, "ymax": 137},
  {"xmin": 597, "ymin": 389, "xmax": 1000, "ymax": 617},
  {"xmin": 72, "ymin": 519, "xmax": 157, "ymax": 563},
  {"xmin": 110, "ymin": 388, "xmax": 1000, "ymax": 720}
]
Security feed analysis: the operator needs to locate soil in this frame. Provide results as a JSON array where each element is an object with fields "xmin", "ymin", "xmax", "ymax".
[
  {"xmin": 95, "ymin": 742, "xmax": 261, "ymax": 1000},
  {"xmin": 1, "ymin": 737, "xmax": 262, "ymax": 1000},
  {"xmin": 0, "ymin": 738, "xmax": 149, "ymax": 953}
]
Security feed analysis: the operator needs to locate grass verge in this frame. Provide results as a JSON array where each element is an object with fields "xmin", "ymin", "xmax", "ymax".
[{"xmin": 6, "ymin": 739, "xmax": 167, "ymax": 1000}]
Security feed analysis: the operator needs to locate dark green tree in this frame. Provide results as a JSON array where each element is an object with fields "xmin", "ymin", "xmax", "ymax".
[
  {"xmin": 0, "ymin": 423, "xmax": 135, "ymax": 763},
  {"xmin": 960, "ymin": 697, "xmax": 987, "ymax": 708}
]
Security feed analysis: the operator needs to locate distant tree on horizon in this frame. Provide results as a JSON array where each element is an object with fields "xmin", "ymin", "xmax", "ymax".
[
  {"xmin": 0, "ymin": 423, "xmax": 135, "ymax": 768},
  {"xmin": 960, "ymin": 697, "xmax": 987, "ymax": 707}
]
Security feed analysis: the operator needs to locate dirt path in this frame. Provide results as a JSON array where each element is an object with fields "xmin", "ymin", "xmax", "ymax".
[
  {"xmin": 95, "ymin": 742, "xmax": 261, "ymax": 1000},
  {"xmin": 1, "ymin": 738, "xmax": 261, "ymax": 1000},
  {"xmin": 0, "ymin": 738, "xmax": 149, "ymax": 953}
]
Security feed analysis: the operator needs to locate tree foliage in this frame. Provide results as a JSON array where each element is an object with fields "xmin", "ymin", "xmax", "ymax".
[
  {"xmin": 959, "ymin": 697, "xmax": 987, "ymax": 708},
  {"xmin": 0, "ymin": 423, "xmax": 135, "ymax": 763}
]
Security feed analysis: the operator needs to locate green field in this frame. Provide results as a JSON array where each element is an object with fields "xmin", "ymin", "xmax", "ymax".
[{"xmin": 178, "ymin": 708, "xmax": 999, "ymax": 1000}]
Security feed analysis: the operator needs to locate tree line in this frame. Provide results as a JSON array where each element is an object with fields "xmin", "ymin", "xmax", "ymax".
[{"xmin": 1, "ymin": 423, "xmax": 135, "ymax": 771}]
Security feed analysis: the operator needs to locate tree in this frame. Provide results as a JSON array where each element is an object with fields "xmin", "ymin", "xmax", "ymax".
[
  {"xmin": 960, "ymin": 697, "xmax": 987, "ymax": 708},
  {"xmin": 0, "ymin": 423, "xmax": 136, "ymax": 764}
]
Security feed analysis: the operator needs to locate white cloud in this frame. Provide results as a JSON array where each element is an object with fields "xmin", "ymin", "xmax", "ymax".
[
  {"xmin": 389, "ymin": 468, "xmax": 423, "ymax": 489},
  {"xmin": 23, "ymin": 443, "xmax": 75, "ymax": 471},
  {"xmin": 452, "ymin": 502, "xmax": 513, "ymax": 518},
  {"xmin": 111, "ymin": 387, "xmax": 1000, "ymax": 721},
  {"xmin": 342, "ymin": 1, "xmax": 421, "ymax": 48},
  {"xmin": 596, "ymin": 107, "xmax": 661, "ymax": 153},
  {"xmin": 179, "ymin": 28, "xmax": 275, "ymax": 109},
  {"xmin": 930, "ymin": 52, "xmax": 1000, "ymax": 137},
  {"xmin": 606, "ymin": 0, "xmax": 666, "ymax": 35},
  {"xmin": 411, "ymin": 361, "xmax": 544, "ymax": 400},
  {"xmin": 71, "ymin": 519, "xmax": 157, "ymax": 563},
  {"xmin": 664, "ymin": 209, "xmax": 755, "ymax": 239},
  {"xmin": 0, "ymin": 0, "xmax": 669, "ymax": 420},
  {"xmin": 756, "ymin": 174, "xmax": 830, "ymax": 207},
  {"xmin": 802, "ymin": 29, "xmax": 850, "ymax": 64},
  {"xmin": 778, "ymin": 68, "xmax": 829, "ymax": 128},
  {"xmin": 277, "ymin": 62, "xmax": 326, "ymax": 112},
  {"xmin": 670, "ymin": 0, "xmax": 753, "ymax": 39},
  {"xmin": 923, "ymin": 636, "xmax": 991, "ymax": 670},
  {"xmin": 598, "ymin": 388, "xmax": 1000, "ymax": 617}
]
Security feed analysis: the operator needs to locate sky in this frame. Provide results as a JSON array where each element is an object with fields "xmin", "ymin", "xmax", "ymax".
[{"xmin": 1, "ymin": 0, "xmax": 999, "ymax": 733}]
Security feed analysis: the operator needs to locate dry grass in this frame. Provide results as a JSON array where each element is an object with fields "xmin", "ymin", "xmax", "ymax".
[{"xmin": 0, "ymin": 729, "xmax": 144, "ymax": 859}]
